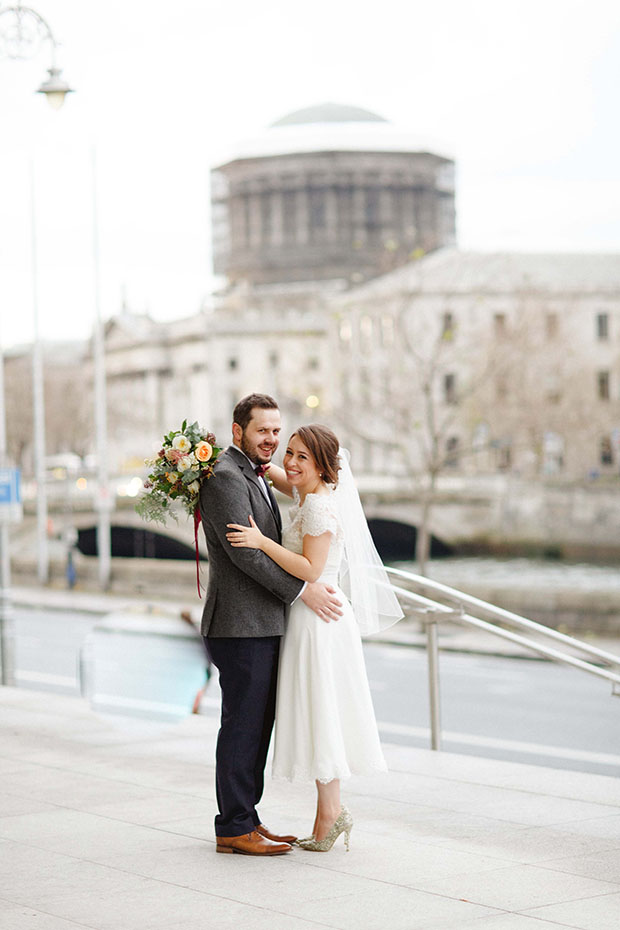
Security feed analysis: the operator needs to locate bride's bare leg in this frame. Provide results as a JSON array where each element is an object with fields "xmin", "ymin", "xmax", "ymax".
[
  {"xmin": 314, "ymin": 778, "xmax": 341, "ymax": 841},
  {"xmin": 311, "ymin": 793, "xmax": 320, "ymax": 837}
]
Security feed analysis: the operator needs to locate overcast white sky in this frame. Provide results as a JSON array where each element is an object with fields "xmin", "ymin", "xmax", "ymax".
[{"xmin": 1, "ymin": 0, "xmax": 619, "ymax": 349}]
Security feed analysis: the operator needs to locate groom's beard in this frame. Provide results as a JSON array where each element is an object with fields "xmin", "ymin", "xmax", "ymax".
[{"xmin": 240, "ymin": 433, "xmax": 276, "ymax": 465}]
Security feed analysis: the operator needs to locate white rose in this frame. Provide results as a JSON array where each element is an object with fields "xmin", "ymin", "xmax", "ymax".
[
  {"xmin": 172, "ymin": 435, "xmax": 191, "ymax": 453},
  {"xmin": 188, "ymin": 480, "xmax": 200, "ymax": 494},
  {"xmin": 177, "ymin": 456, "xmax": 192, "ymax": 473},
  {"xmin": 188, "ymin": 452, "xmax": 197, "ymax": 465}
]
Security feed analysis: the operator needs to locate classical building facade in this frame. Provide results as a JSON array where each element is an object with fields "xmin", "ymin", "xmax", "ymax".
[
  {"xmin": 103, "ymin": 311, "xmax": 212, "ymax": 471},
  {"xmin": 211, "ymin": 102, "xmax": 455, "ymax": 287},
  {"xmin": 101, "ymin": 293, "xmax": 333, "ymax": 463},
  {"xmin": 98, "ymin": 248, "xmax": 620, "ymax": 485},
  {"xmin": 86, "ymin": 105, "xmax": 619, "ymax": 487},
  {"xmin": 330, "ymin": 249, "xmax": 620, "ymax": 481},
  {"xmin": 188, "ymin": 102, "xmax": 456, "ymax": 447}
]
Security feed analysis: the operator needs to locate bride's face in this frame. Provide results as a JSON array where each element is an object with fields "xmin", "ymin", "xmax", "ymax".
[{"xmin": 283, "ymin": 435, "xmax": 321, "ymax": 492}]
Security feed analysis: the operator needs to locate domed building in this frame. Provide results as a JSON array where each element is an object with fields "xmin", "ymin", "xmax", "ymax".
[
  {"xmin": 101, "ymin": 105, "xmax": 459, "ymax": 466},
  {"xmin": 99, "ymin": 103, "xmax": 620, "ymax": 513},
  {"xmin": 211, "ymin": 102, "xmax": 455, "ymax": 286}
]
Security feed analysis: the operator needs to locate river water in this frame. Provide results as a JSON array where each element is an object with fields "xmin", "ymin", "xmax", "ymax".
[{"xmin": 394, "ymin": 556, "xmax": 620, "ymax": 593}]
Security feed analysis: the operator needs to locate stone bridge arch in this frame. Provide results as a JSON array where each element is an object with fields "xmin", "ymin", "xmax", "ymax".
[
  {"xmin": 367, "ymin": 517, "xmax": 453, "ymax": 561},
  {"xmin": 72, "ymin": 509, "xmax": 202, "ymax": 560},
  {"xmin": 360, "ymin": 495, "xmax": 454, "ymax": 560},
  {"xmin": 71, "ymin": 498, "xmax": 457, "ymax": 562}
]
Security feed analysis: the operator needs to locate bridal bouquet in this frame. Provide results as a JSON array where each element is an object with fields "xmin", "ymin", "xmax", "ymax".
[{"xmin": 135, "ymin": 420, "xmax": 221, "ymax": 525}]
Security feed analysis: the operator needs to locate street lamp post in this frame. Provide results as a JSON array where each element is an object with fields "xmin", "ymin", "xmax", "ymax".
[
  {"xmin": 91, "ymin": 149, "xmax": 111, "ymax": 590},
  {"xmin": 1, "ymin": 4, "xmax": 111, "ymax": 592},
  {"xmin": 29, "ymin": 163, "xmax": 48, "ymax": 584},
  {"xmin": 0, "ymin": 324, "xmax": 15, "ymax": 686},
  {"xmin": 0, "ymin": 2, "xmax": 74, "ymax": 590}
]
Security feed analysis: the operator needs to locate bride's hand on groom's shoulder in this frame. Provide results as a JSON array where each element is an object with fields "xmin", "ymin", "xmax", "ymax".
[
  {"xmin": 267, "ymin": 463, "xmax": 293, "ymax": 497},
  {"xmin": 301, "ymin": 583, "xmax": 343, "ymax": 624},
  {"xmin": 226, "ymin": 515, "xmax": 264, "ymax": 550}
]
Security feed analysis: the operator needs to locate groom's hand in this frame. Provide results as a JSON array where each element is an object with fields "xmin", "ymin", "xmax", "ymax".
[{"xmin": 301, "ymin": 583, "xmax": 343, "ymax": 624}]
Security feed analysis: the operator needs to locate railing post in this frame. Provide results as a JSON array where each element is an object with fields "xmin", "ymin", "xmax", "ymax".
[
  {"xmin": 426, "ymin": 615, "xmax": 442, "ymax": 751},
  {"xmin": 78, "ymin": 637, "xmax": 95, "ymax": 700}
]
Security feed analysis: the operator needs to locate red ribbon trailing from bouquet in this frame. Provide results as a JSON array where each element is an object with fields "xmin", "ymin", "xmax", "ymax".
[{"xmin": 193, "ymin": 507, "xmax": 203, "ymax": 598}]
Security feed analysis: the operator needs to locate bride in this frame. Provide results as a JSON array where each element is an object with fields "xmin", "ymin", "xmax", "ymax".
[{"xmin": 226, "ymin": 424, "xmax": 403, "ymax": 852}]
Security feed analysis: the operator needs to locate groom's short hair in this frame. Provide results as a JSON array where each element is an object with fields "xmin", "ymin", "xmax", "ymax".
[{"xmin": 233, "ymin": 393, "xmax": 279, "ymax": 431}]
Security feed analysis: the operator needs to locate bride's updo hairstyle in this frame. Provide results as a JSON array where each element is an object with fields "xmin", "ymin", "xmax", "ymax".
[{"xmin": 290, "ymin": 424, "xmax": 341, "ymax": 486}]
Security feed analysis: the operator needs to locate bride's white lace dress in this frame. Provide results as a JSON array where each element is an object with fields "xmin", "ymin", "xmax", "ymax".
[{"xmin": 272, "ymin": 489, "xmax": 388, "ymax": 783}]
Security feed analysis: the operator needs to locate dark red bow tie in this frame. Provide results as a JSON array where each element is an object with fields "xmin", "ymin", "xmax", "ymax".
[{"xmin": 254, "ymin": 464, "xmax": 269, "ymax": 478}]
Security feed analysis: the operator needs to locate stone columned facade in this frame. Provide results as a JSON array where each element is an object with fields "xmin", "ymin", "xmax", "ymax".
[{"xmin": 211, "ymin": 102, "xmax": 455, "ymax": 288}]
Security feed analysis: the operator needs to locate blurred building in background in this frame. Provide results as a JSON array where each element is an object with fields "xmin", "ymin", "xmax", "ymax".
[
  {"xmin": 211, "ymin": 102, "xmax": 455, "ymax": 285},
  {"xmin": 8, "ymin": 103, "xmax": 620, "ymax": 489},
  {"xmin": 202, "ymin": 102, "xmax": 456, "ymax": 441},
  {"xmin": 4, "ymin": 340, "xmax": 89, "ymax": 475},
  {"xmin": 331, "ymin": 249, "xmax": 620, "ymax": 480},
  {"xmin": 101, "ymin": 103, "xmax": 457, "ymax": 451}
]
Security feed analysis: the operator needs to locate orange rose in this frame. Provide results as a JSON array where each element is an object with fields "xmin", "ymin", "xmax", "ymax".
[{"xmin": 195, "ymin": 441, "xmax": 213, "ymax": 462}]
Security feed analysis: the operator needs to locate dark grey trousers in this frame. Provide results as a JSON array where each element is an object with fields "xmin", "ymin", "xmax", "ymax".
[{"xmin": 205, "ymin": 635, "xmax": 280, "ymax": 837}]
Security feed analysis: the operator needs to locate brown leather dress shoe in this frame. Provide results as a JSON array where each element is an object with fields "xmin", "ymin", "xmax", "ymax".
[
  {"xmin": 257, "ymin": 823, "xmax": 298, "ymax": 844},
  {"xmin": 216, "ymin": 830, "xmax": 292, "ymax": 856}
]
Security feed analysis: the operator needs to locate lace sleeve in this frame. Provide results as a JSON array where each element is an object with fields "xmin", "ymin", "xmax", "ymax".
[{"xmin": 300, "ymin": 494, "xmax": 339, "ymax": 538}]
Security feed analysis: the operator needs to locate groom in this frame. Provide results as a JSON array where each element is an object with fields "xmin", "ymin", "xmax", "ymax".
[{"xmin": 199, "ymin": 393, "xmax": 342, "ymax": 855}]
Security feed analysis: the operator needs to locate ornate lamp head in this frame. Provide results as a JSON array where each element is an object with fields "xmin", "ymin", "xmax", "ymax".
[{"xmin": 0, "ymin": 2, "xmax": 74, "ymax": 107}]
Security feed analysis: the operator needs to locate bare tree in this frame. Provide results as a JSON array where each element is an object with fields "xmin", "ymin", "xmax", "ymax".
[
  {"xmin": 389, "ymin": 305, "xmax": 497, "ymax": 572},
  {"xmin": 45, "ymin": 366, "xmax": 93, "ymax": 459},
  {"xmin": 4, "ymin": 346, "xmax": 93, "ymax": 474},
  {"xmin": 333, "ymin": 296, "xmax": 498, "ymax": 574},
  {"xmin": 4, "ymin": 353, "xmax": 33, "ymax": 471},
  {"xmin": 331, "ymin": 285, "xmax": 608, "ymax": 574}
]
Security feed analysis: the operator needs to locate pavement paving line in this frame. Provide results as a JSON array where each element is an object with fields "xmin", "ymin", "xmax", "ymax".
[
  {"xmin": 92, "ymin": 693, "xmax": 194, "ymax": 716},
  {"xmin": 377, "ymin": 721, "xmax": 620, "ymax": 767},
  {"xmin": 15, "ymin": 671, "xmax": 76, "ymax": 688}
]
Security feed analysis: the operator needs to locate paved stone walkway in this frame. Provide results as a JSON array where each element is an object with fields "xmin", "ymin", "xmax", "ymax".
[{"xmin": 1, "ymin": 687, "xmax": 619, "ymax": 929}]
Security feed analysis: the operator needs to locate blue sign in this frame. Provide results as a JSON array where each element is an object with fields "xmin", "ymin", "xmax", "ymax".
[{"xmin": 0, "ymin": 468, "xmax": 22, "ymax": 523}]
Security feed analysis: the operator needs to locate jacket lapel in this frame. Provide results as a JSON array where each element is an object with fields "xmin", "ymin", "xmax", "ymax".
[
  {"xmin": 265, "ymin": 480, "xmax": 282, "ymax": 532},
  {"xmin": 226, "ymin": 446, "xmax": 280, "ymax": 534}
]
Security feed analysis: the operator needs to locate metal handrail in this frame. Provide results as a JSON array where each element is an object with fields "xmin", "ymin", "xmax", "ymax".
[
  {"xmin": 387, "ymin": 567, "xmax": 620, "ymax": 667},
  {"xmin": 383, "ymin": 565, "xmax": 620, "ymax": 751}
]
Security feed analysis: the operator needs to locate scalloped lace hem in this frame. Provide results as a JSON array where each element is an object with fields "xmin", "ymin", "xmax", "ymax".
[{"xmin": 272, "ymin": 759, "xmax": 388, "ymax": 784}]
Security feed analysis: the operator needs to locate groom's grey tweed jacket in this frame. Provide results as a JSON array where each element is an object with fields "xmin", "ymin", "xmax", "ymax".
[{"xmin": 199, "ymin": 445, "xmax": 303, "ymax": 638}]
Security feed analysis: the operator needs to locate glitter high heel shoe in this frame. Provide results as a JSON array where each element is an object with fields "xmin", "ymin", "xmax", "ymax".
[{"xmin": 296, "ymin": 807, "xmax": 353, "ymax": 852}]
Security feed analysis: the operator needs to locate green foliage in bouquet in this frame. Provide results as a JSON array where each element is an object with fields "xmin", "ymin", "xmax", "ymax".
[{"xmin": 135, "ymin": 420, "xmax": 221, "ymax": 524}]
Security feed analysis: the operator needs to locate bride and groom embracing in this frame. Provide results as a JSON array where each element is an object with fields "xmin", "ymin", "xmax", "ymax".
[{"xmin": 199, "ymin": 393, "xmax": 402, "ymax": 856}]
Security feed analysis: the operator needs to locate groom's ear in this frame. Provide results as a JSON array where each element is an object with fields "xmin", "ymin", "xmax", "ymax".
[{"xmin": 232, "ymin": 422, "xmax": 242, "ymax": 444}]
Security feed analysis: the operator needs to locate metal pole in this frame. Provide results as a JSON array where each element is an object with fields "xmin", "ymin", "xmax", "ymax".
[
  {"xmin": 426, "ymin": 616, "xmax": 442, "ymax": 750},
  {"xmin": 0, "ymin": 320, "xmax": 15, "ymax": 686},
  {"xmin": 30, "ymin": 161, "xmax": 49, "ymax": 584},
  {"xmin": 91, "ymin": 147, "xmax": 111, "ymax": 589},
  {"xmin": 0, "ymin": 524, "xmax": 12, "ymax": 686}
]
